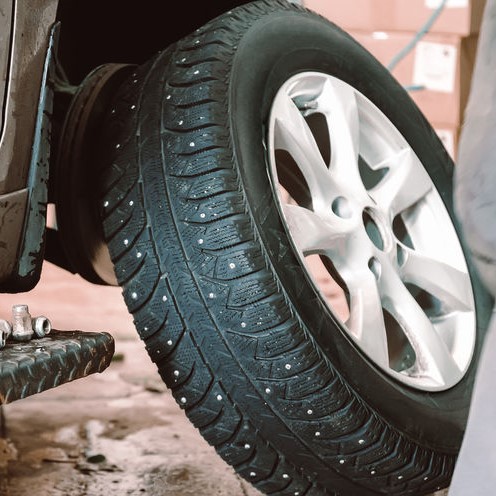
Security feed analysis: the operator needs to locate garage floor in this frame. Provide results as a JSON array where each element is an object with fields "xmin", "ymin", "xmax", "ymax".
[{"xmin": 0, "ymin": 262, "xmax": 449, "ymax": 496}]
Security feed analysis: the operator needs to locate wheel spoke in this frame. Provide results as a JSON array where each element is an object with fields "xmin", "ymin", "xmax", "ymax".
[
  {"xmin": 282, "ymin": 204, "xmax": 346, "ymax": 254},
  {"xmin": 346, "ymin": 267, "xmax": 390, "ymax": 368},
  {"xmin": 319, "ymin": 80, "xmax": 365, "ymax": 196},
  {"xmin": 380, "ymin": 257, "xmax": 461, "ymax": 385},
  {"xmin": 399, "ymin": 246, "xmax": 473, "ymax": 311},
  {"xmin": 272, "ymin": 93, "xmax": 331, "ymax": 209},
  {"xmin": 368, "ymin": 148, "xmax": 433, "ymax": 217}
]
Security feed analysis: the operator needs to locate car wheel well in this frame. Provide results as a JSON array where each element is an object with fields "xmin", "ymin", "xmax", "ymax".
[{"xmin": 55, "ymin": 0, "xmax": 251, "ymax": 84}]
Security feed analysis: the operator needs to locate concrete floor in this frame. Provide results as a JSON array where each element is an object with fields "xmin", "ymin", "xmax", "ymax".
[{"xmin": 0, "ymin": 262, "xmax": 449, "ymax": 496}]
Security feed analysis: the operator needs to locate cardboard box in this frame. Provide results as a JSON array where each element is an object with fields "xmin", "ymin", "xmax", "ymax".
[
  {"xmin": 304, "ymin": 0, "xmax": 487, "ymax": 36},
  {"xmin": 350, "ymin": 30, "xmax": 478, "ymax": 126}
]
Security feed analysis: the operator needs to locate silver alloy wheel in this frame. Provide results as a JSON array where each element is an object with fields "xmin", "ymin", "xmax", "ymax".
[{"xmin": 267, "ymin": 72, "xmax": 476, "ymax": 392}]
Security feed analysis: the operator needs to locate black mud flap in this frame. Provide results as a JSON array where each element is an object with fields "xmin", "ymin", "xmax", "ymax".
[{"xmin": 0, "ymin": 330, "xmax": 114, "ymax": 404}]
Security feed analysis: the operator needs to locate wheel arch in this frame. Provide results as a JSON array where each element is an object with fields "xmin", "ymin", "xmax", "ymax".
[{"xmin": 55, "ymin": 0, "xmax": 253, "ymax": 84}]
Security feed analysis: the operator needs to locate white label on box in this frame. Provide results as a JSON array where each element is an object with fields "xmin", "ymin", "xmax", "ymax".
[
  {"xmin": 435, "ymin": 128, "xmax": 455, "ymax": 158},
  {"xmin": 372, "ymin": 31, "xmax": 390, "ymax": 40},
  {"xmin": 425, "ymin": 0, "xmax": 468, "ymax": 8},
  {"xmin": 413, "ymin": 42, "xmax": 457, "ymax": 93}
]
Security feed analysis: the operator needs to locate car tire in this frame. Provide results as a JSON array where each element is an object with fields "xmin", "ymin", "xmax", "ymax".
[{"xmin": 97, "ymin": 1, "xmax": 493, "ymax": 495}]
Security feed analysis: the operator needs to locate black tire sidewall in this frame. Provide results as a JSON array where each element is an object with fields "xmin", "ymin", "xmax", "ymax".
[{"xmin": 228, "ymin": 8, "xmax": 492, "ymax": 451}]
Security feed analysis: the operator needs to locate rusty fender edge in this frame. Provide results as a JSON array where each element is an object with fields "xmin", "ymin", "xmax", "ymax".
[{"xmin": 0, "ymin": 23, "xmax": 59, "ymax": 293}]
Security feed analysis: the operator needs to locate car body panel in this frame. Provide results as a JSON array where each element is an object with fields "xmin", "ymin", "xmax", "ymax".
[
  {"xmin": 0, "ymin": 0, "xmax": 57, "ymax": 194},
  {"xmin": 0, "ymin": 0, "xmax": 14, "ymax": 143},
  {"xmin": 0, "ymin": 0, "xmax": 57, "ymax": 288}
]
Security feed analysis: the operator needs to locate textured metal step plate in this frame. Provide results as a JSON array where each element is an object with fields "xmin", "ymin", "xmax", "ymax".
[{"xmin": 0, "ymin": 330, "xmax": 115, "ymax": 404}]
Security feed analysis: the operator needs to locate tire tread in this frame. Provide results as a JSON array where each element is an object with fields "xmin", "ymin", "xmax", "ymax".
[{"xmin": 99, "ymin": 2, "xmax": 456, "ymax": 495}]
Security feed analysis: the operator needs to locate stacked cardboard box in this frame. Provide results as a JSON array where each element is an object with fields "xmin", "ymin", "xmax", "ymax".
[{"xmin": 302, "ymin": 0, "xmax": 487, "ymax": 160}]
